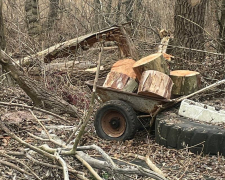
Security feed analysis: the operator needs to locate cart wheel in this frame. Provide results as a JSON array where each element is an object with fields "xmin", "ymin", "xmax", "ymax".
[{"xmin": 94, "ymin": 100, "xmax": 138, "ymax": 141}]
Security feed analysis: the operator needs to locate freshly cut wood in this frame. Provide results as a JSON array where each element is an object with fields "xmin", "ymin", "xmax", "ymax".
[
  {"xmin": 132, "ymin": 53, "xmax": 170, "ymax": 81},
  {"xmin": 138, "ymin": 70, "xmax": 173, "ymax": 99},
  {"xmin": 170, "ymin": 70, "xmax": 201, "ymax": 95},
  {"xmin": 111, "ymin": 59, "xmax": 136, "ymax": 79},
  {"xmin": 103, "ymin": 71, "xmax": 138, "ymax": 92}
]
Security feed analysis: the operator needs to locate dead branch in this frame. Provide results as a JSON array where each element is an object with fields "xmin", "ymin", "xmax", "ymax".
[
  {"xmin": 0, "ymin": 52, "xmax": 80, "ymax": 118},
  {"xmin": 16, "ymin": 26, "xmax": 138, "ymax": 66},
  {"xmin": 54, "ymin": 149, "xmax": 69, "ymax": 180},
  {"xmin": 29, "ymin": 109, "xmax": 67, "ymax": 147},
  {"xmin": 0, "ymin": 121, "xmax": 55, "ymax": 159},
  {"xmin": 0, "ymin": 152, "xmax": 41, "ymax": 180},
  {"xmin": 0, "ymin": 160, "xmax": 31, "ymax": 176},
  {"xmin": 75, "ymin": 154, "xmax": 103, "ymax": 180},
  {"xmin": 126, "ymin": 153, "xmax": 165, "ymax": 177},
  {"xmin": 26, "ymin": 153, "xmax": 87, "ymax": 180}
]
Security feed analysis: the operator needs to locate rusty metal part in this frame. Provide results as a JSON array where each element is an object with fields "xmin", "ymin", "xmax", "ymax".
[{"xmin": 101, "ymin": 110, "xmax": 126, "ymax": 138}]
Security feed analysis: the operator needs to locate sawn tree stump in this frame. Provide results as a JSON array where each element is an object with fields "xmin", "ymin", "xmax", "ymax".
[
  {"xmin": 138, "ymin": 70, "xmax": 173, "ymax": 99},
  {"xmin": 132, "ymin": 53, "xmax": 170, "ymax": 81},
  {"xmin": 170, "ymin": 70, "xmax": 201, "ymax": 95},
  {"xmin": 103, "ymin": 71, "xmax": 138, "ymax": 92}
]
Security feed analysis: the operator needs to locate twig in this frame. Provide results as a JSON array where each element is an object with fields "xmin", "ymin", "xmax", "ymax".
[
  {"xmin": 29, "ymin": 110, "xmax": 67, "ymax": 148},
  {"xmin": 77, "ymin": 145, "xmax": 117, "ymax": 168},
  {"xmin": 0, "ymin": 121, "xmax": 55, "ymax": 159},
  {"xmin": 0, "ymin": 101, "xmax": 68, "ymax": 122},
  {"xmin": 0, "ymin": 151, "xmax": 41, "ymax": 180},
  {"xmin": 26, "ymin": 154, "xmax": 87, "ymax": 180},
  {"xmin": 0, "ymin": 159, "xmax": 31, "ymax": 176},
  {"xmin": 75, "ymin": 154, "xmax": 103, "ymax": 180},
  {"xmin": 66, "ymin": 120, "xmax": 82, "ymax": 145},
  {"xmin": 54, "ymin": 149, "xmax": 69, "ymax": 180}
]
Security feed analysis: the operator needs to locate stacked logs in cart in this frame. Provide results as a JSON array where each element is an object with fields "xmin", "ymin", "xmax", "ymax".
[{"xmin": 103, "ymin": 52, "xmax": 201, "ymax": 99}]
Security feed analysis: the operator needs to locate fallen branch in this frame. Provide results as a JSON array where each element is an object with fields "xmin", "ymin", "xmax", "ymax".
[
  {"xmin": 75, "ymin": 154, "xmax": 103, "ymax": 180},
  {"xmin": 55, "ymin": 149, "xmax": 69, "ymax": 180},
  {"xmin": 0, "ymin": 151, "xmax": 41, "ymax": 180},
  {"xmin": 126, "ymin": 153, "xmax": 165, "ymax": 177},
  {"xmin": 0, "ymin": 159, "xmax": 31, "ymax": 176}
]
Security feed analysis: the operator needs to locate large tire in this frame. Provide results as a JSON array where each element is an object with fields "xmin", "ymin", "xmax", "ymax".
[
  {"xmin": 94, "ymin": 100, "xmax": 138, "ymax": 141},
  {"xmin": 155, "ymin": 112, "xmax": 225, "ymax": 155}
]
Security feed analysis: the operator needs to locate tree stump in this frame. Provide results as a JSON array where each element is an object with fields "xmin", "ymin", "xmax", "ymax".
[
  {"xmin": 138, "ymin": 70, "xmax": 173, "ymax": 99},
  {"xmin": 111, "ymin": 59, "xmax": 137, "ymax": 79},
  {"xmin": 132, "ymin": 53, "xmax": 170, "ymax": 81},
  {"xmin": 103, "ymin": 71, "xmax": 138, "ymax": 92},
  {"xmin": 170, "ymin": 70, "xmax": 201, "ymax": 95}
]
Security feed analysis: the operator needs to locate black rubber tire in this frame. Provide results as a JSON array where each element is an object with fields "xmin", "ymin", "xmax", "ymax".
[
  {"xmin": 155, "ymin": 112, "xmax": 225, "ymax": 155},
  {"xmin": 94, "ymin": 100, "xmax": 138, "ymax": 141}
]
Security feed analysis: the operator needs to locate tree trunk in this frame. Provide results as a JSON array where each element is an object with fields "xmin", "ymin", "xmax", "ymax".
[
  {"xmin": 0, "ymin": 54, "xmax": 79, "ymax": 118},
  {"xmin": 47, "ymin": 0, "xmax": 60, "ymax": 29},
  {"xmin": 219, "ymin": 0, "xmax": 225, "ymax": 53},
  {"xmin": 25, "ymin": 0, "xmax": 41, "ymax": 36},
  {"xmin": 173, "ymin": 0, "xmax": 208, "ymax": 60},
  {"xmin": 124, "ymin": 0, "xmax": 135, "ymax": 23},
  {"xmin": 94, "ymin": 0, "xmax": 101, "ymax": 30},
  {"xmin": 0, "ymin": 0, "xmax": 5, "ymax": 50},
  {"xmin": 116, "ymin": 0, "xmax": 122, "ymax": 24}
]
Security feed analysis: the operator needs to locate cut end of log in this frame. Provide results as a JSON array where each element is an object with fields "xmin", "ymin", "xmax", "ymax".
[
  {"xmin": 133, "ymin": 53, "xmax": 162, "ymax": 67},
  {"xmin": 170, "ymin": 70, "xmax": 200, "ymax": 76},
  {"xmin": 111, "ymin": 59, "xmax": 137, "ymax": 79},
  {"xmin": 133, "ymin": 53, "xmax": 170, "ymax": 81}
]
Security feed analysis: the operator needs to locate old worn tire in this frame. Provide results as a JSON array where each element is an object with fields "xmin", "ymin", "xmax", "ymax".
[
  {"xmin": 94, "ymin": 100, "xmax": 138, "ymax": 141},
  {"xmin": 155, "ymin": 112, "xmax": 225, "ymax": 155}
]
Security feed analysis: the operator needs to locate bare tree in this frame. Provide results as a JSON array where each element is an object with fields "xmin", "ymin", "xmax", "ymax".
[
  {"xmin": 173, "ymin": 0, "xmax": 208, "ymax": 60},
  {"xmin": 0, "ymin": 0, "xmax": 5, "ymax": 50},
  {"xmin": 47, "ymin": 0, "xmax": 60, "ymax": 29},
  {"xmin": 25, "ymin": 0, "xmax": 41, "ymax": 36},
  {"xmin": 215, "ymin": 0, "xmax": 225, "ymax": 53},
  {"xmin": 116, "ymin": 0, "xmax": 122, "ymax": 24}
]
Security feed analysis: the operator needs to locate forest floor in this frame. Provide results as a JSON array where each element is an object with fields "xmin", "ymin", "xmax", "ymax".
[{"xmin": 1, "ymin": 42, "xmax": 225, "ymax": 180}]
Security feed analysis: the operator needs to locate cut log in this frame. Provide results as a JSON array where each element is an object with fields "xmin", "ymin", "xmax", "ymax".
[
  {"xmin": 138, "ymin": 70, "xmax": 173, "ymax": 99},
  {"xmin": 111, "ymin": 59, "xmax": 137, "ymax": 79},
  {"xmin": 132, "ymin": 53, "xmax": 170, "ymax": 81},
  {"xmin": 103, "ymin": 71, "xmax": 138, "ymax": 93},
  {"xmin": 170, "ymin": 70, "xmax": 201, "ymax": 95}
]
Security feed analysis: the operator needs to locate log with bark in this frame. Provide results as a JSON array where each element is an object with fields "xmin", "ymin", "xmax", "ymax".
[
  {"xmin": 103, "ymin": 71, "xmax": 138, "ymax": 93},
  {"xmin": 138, "ymin": 70, "xmax": 173, "ymax": 99},
  {"xmin": 16, "ymin": 26, "xmax": 139, "ymax": 66},
  {"xmin": 170, "ymin": 70, "xmax": 201, "ymax": 95},
  {"xmin": 133, "ymin": 53, "xmax": 170, "ymax": 81},
  {"xmin": 0, "ymin": 51, "xmax": 79, "ymax": 118},
  {"xmin": 103, "ymin": 59, "xmax": 138, "ymax": 92}
]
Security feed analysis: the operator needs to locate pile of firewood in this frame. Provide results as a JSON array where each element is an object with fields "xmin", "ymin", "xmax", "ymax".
[{"xmin": 103, "ymin": 52, "xmax": 201, "ymax": 99}]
